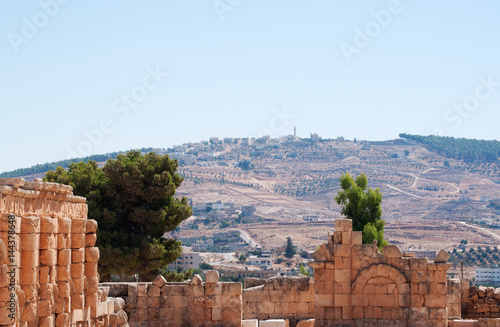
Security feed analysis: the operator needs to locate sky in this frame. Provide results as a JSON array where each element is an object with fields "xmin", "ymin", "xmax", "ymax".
[{"xmin": 1, "ymin": 1, "xmax": 500, "ymax": 173}]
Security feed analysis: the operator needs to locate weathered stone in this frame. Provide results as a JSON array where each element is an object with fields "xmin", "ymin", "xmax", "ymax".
[{"xmin": 434, "ymin": 249, "xmax": 451, "ymax": 263}]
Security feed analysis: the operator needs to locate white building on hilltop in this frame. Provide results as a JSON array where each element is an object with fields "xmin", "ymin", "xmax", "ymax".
[
  {"xmin": 476, "ymin": 268, "xmax": 500, "ymax": 286},
  {"xmin": 168, "ymin": 247, "xmax": 200, "ymax": 271}
]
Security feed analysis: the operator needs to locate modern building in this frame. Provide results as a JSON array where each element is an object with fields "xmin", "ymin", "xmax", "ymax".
[
  {"xmin": 248, "ymin": 256, "xmax": 272, "ymax": 267},
  {"xmin": 406, "ymin": 249, "xmax": 437, "ymax": 260},
  {"xmin": 191, "ymin": 239, "xmax": 214, "ymax": 252},
  {"xmin": 168, "ymin": 247, "xmax": 200, "ymax": 271},
  {"xmin": 476, "ymin": 268, "xmax": 500, "ymax": 286}
]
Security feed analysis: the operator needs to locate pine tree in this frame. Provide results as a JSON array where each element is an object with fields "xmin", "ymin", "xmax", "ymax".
[{"xmin": 44, "ymin": 150, "xmax": 192, "ymax": 281}]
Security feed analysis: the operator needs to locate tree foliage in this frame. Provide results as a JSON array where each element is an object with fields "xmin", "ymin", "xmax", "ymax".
[
  {"xmin": 285, "ymin": 237, "xmax": 296, "ymax": 258},
  {"xmin": 334, "ymin": 173, "xmax": 387, "ymax": 248},
  {"xmin": 44, "ymin": 150, "xmax": 192, "ymax": 280},
  {"xmin": 400, "ymin": 133, "xmax": 500, "ymax": 162}
]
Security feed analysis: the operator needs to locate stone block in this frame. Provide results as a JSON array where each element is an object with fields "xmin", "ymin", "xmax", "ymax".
[
  {"xmin": 71, "ymin": 218, "xmax": 86, "ymax": 233},
  {"xmin": 260, "ymin": 319, "xmax": 287, "ymax": 327},
  {"xmin": 434, "ymin": 249, "xmax": 451, "ymax": 263},
  {"xmin": 19, "ymin": 267, "xmax": 37, "ymax": 285},
  {"xmin": 85, "ymin": 247, "xmax": 100, "ymax": 262},
  {"xmin": 21, "ymin": 251, "xmax": 39, "ymax": 268},
  {"xmin": 70, "ymin": 233, "xmax": 85, "ymax": 248},
  {"xmin": 58, "ymin": 218, "xmax": 71, "ymax": 234},
  {"xmin": 85, "ymin": 233, "xmax": 97, "ymax": 247},
  {"xmin": 39, "ymin": 315, "xmax": 54, "ymax": 327},
  {"xmin": 242, "ymin": 319, "xmax": 259, "ymax": 327},
  {"xmin": 153, "ymin": 275, "xmax": 167, "ymax": 288},
  {"xmin": 296, "ymin": 319, "xmax": 315, "ymax": 327},
  {"xmin": 20, "ymin": 233, "xmax": 39, "ymax": 251},
  {"xmin": 57, "ymin": 265, "xmax": 70, "ymax": 281},
  {"xmin": 57, "ymin": 234, "xmax": 68, "ymax": 249},
  {"xmin": 40, "ymin": 217, "xmax": 58, "ymax": 233},
  {"xmin": 86, "ymin": 219, "xmax": 98, "ymax": 233},
  {"xmin": 55, "ymin": 312, "xmax": 69, "ymax": 327},
  {"xmin": 334, "ymin": 244, "xmax": 351, "ymax": 258},
  {"xmin": 58, "ymin": 249, "xmax": 71, "ymax": 266},
  {"xmin": 40, "ymin": 233, "xmax": 57, "ymax": 249},
  {"xmin": 383, "ymin": 245, "xmax": 402, "ymax": 258},
  {"xmin": 206, "ymin": 270, "xmax": 220, "ymax": 283},
  {"xmin": 70, "ymin": 263, "xmax": 84, "ymax": 278},
  {"xmin": 72, "ymin": 248, "xmax": 85, "ymax": 263},
  {"xmin": 335, "ymin": 219, "xmax": 352, "ymax": 232},
  {"xmin": 351, "ymin": 231, "xmax": 362, "ymax": 245},
  {"xmin": 21, "ymin": 216, "xmax": 40, "ymax": 234}
]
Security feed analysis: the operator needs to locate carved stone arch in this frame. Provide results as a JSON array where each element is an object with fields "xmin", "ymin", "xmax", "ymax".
[{"xmin": 351, "ymin": 264, "xmax": 410, "ymax": 320}]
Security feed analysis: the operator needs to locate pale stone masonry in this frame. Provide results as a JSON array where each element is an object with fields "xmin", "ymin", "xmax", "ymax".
[
  {"xmin": 310, "ymin": 219, "xmax": 451, "ymax": 326},
  {"xmin": 103, "ymin": 271, "xmax": 242, "ymax": 327},
  {"xmin": 5, "ymin": 177, "xmax": 500, "ymax": 326},
  {"xmin": 0, "ymin": 178, "xmax": 127, "ymax": 327}
]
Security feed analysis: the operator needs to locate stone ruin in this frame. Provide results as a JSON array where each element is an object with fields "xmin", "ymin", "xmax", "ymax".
[{"xmin": 2, "ymin": 177, "xmax": 500, "ymax": 326}]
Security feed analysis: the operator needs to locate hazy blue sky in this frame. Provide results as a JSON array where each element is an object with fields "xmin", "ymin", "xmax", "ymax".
[{"xmin": 1, "ymin": 1, "xmax": 499, "ymax": 172}]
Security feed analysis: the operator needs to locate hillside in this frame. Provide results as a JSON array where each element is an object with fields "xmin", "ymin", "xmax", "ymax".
[{"xmin": 4, "ymin": 134, "xmax": 500, "ymax": 254}]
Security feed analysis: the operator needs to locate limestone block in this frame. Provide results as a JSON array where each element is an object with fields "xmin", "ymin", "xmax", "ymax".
[
  {"xmin": 55, "ymin": 313, "xmax": 69, "ymax": 327},
  {"xmin": 71, "ymin": 293, "xmax": 84, "ymax": 310},
  {"xmin": 85, "ymin": 219, "xmax": 98, "ymax": 233},
  {"xmin": 20, "ymin": 233, "xmax": 39, "ymax": 251},
  {"xmin": 190, "ymin": 274, "xmax": 203, "ymax": 286},
  {"xmin": 313, "ymin": 244, "xmax": 333, "ymax": 261},
  {"xmin": 148, "ymin": 284, "xmax": 161, "ymax": 297},
  {"xmin": 137, "ymin": 284, "xmax": 148, "ymax": 297},
  {"xmin": 56, "ymin": 265, "xmax": 70, "ymax": 281},
  {"xmin": 332, "ymin": 231, "xmax": 341, "ymax": 244},
  {"xmin": 212, "ymin": 307, "xmax": 222, "ymax": 320},
  {"xmin": 434, "ymin": 249, "xmax": 451, "ymax": 263},
  {"xmin": 71, "ymin": 218, "xmax": 86, "ymax": 234},
  {"xmin": 296, "ymin": 319, "xmax": 315, "ymax": 327},
  {"xmin": 341, "ymin": 231, "xmax": 351, "ymax": 245},
  {"xmin": 21, "ymin": 251, "xmax": 39, "ymax": 268},
  {"xmin": 22, "ymin": 285, "xmax": 38, "ymax": 302},
  {"xmin": 39, "ymin": 315, "xmax": 54, "ymax": 327},
  {"xmin": 351, "ymin": 231, "xmax": 362, "ymax": 245},
  {"xmin": 242, "ymin": 319, "xmax": 259, "ymax": 327},
  {"xmin": 39, "ymin": 283, "xmax": 54, "ymax": 300},
  {"xmin": 21, "ymin": 302, "xmax": 37, "ymax": 321},
  {"xmin": 71, "ymin": 233, "xmax": 85, "ymax": 248},
  {"xmin": 88, "ymin": 277, "xmax": 100, "ymax": 293},
  {"xmin": 206, "ymin": 270, "xmax": 220, "ymax": 283},
  {"xmin": 57, "ymin": 234, "xmax": 68, "ymax": 249},
  {"xmin": 73, "ymin": 277, "xmax": 85, "ymax": 294},
  {"xmin": 335, "ymin": 219, "xmax": 352, "ymax": 232},
  {"xmin": 85, "ymin": 233, "xmax": 97, "ymax": 247},
  {"xmin": 40, "ymin": 217, "xmax": 58, "ymax": 233},
  {"xmin": 19, "ymin": 267, "xmax": 37, "ymax": 285},
  {"xmin": 85, "ymin": 247, "xmax": 100, "ymax": 262},
  {"xmin": 114, "ymin": 297, "xmax": 125, "ymax": 311},
  {"xmin": 40, "ymin": 233, "xmax": 57, "ymax": 249},
  {"xmin": 333, "ymin": 244, "xmax": 351, "ymax": 257},
  {"xmin": 383, "ymin": 245, "xmax": 402, "ymax": 258},
  {"xmin": 37, "ymin": 299, "xmax": 53, "ymax": 317},
  {"xmin": 58, "ymin": 281, "xmax": 70, "ymax": 298},
  {"xmin": 72, "ymin": 248, "xmax": 85, "ymax": 263},
  {"xmin": 70, "ymin": 263, "xmax": 84, "ymax": 278},
  {"xmin": 58, "ymin": 218, "xmax": 71, "ymax": 234},
  {"xmin": 152, "ymin": 275, "xmax": 167, "ymax": 288},
  {"xmin": 58, "ymin": 249, "xmax": 71, "ymax": 266},
  {"xmin": 260, "ymin": 319, "xmax": 287, "ymax": 327},
  {"xmin": 86, "ymin": 292, "xmax": 99, "ymax": 307},
  {"xmin": 21, "ymin": 216, "xmax": 40, "ymax": 234},
  {"xmin": 40, "ymin": 249, "xmax": 58, "ymax": 266}
]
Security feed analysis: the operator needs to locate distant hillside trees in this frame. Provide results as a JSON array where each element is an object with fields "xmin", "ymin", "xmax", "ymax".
[
  {"xmin": 399, "ymin": 133, "xmax": 500, "ymax": 162},
  {"xmin": 335, "ymin": 173, "xmax": 387, "ymax": 248},
  {"xmin": 44, "ymin": 150, "xmax": 191, "ymax": 281},
  {"xmin": 0, "ymin": 147, "xmax": 155, "ymax": 178}
]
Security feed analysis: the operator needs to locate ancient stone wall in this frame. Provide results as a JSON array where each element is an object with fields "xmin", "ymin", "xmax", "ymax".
[
  {"xmin": 242, "ymin": 275, "xmax": 314, "ymax": 325},
  {"xmin": 103, "ymin": 270, "xmax": 242, "ymax": 327},
  {"xmin": 463, "ymin": 286, "xmax": 500, "ymax": 319},
  {"xmin": 0, "ymin": 178, "xmax": 126, "ymax": 327},
  {"xmin": 311, "ymin": 219, "xmax": 451, "ymax": 327}
]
